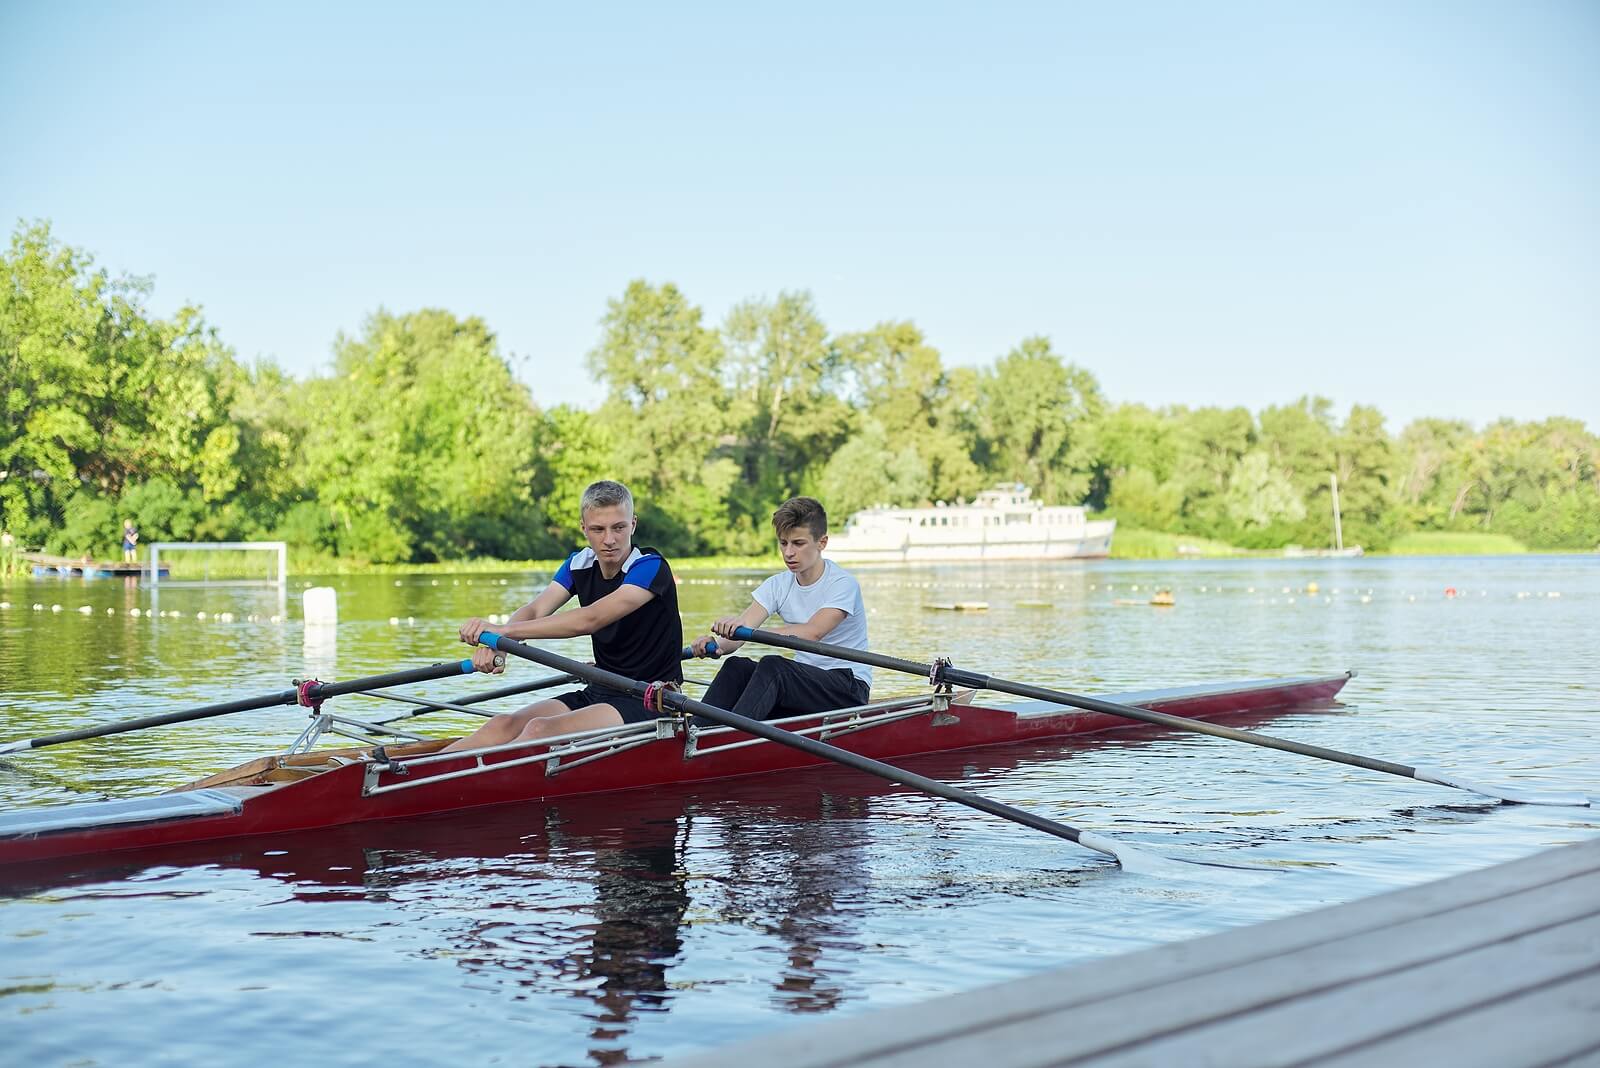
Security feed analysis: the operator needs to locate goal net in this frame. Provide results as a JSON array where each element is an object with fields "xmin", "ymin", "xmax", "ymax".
[{"xmin": 149, "ymin": 541, "xmax": 288, "ymax": 587}]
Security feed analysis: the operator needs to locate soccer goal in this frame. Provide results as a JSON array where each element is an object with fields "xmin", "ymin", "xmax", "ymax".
[{"xmin": 148, "ymin": 541, "xmax": 288, "ymax": 587}]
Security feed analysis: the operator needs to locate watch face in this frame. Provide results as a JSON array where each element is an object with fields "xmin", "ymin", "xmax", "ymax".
[{"xmin": 493, "ymin": 652, "xmax": 507, "ymax": 669}]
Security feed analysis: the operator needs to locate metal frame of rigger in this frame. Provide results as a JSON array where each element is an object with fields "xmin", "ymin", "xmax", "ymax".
[
  {"xmin": 284, "ymin": 674, "xmax": 578, "ymax": 754},
  {"xmin": 358, "ymin": 690, "xmax": 958, "ymax": 798}
]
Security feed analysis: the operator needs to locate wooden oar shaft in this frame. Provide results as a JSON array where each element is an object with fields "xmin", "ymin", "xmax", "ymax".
[
  {"xmin": 479, "ymin": 632, "xmax": 1090, "ymax": 847},
  {"xmin": 0, "ymin": 660, "xmax": 479, "ymax": 754},
  {"xmin": 730, "ymin": 626, "xmax": 1417, "ymax": 780}
]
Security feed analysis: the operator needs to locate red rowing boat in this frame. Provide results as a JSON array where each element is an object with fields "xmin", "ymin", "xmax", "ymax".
[{"xmin": 0, "ymin": 671, "xmax": 1350, "ymax": 868}]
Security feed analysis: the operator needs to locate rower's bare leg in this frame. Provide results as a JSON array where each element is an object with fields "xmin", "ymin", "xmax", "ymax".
[
  {"xmin": 511, "ymin": 703, "xmax": 624, "ymax": 742},
  {"xmin": 441, "ymin": 697, "xmax": 571, "ymax": 752}
]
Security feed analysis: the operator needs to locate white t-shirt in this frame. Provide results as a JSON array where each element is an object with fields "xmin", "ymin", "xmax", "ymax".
[{"xmin": 751, "ymin": 559, "xmax": 872, "ymax": 687}]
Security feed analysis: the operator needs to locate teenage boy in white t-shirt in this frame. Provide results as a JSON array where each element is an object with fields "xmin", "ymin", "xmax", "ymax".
[{"xmin": 688, "ymin": 496, "xmax": 871, "ymax": 721}]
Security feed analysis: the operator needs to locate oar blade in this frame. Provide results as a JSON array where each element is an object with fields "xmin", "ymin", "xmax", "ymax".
[
  {"xmin": 1077, "ymin": 830, "xmax": 1277, "ymax": 883},
  {"xmin": 1412, "ymin": 765, "xmax": 1595, "ymax": 807}
]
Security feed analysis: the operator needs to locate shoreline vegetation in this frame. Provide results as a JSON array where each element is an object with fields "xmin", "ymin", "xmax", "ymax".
[
  {"xmin": 116, "ymin": 530, "xmax": 1571, "ymax": 581},
  {"xmin": 0, "ymin": 530, "xmax": 1570, "ymax": 582},
  {"xmin": 282, "ymin": 529, "xmax": 1546, "ymax": 575},
  {"xmin": 5, "ymin": 221, "xmax": 1598, "ymax": 570}
]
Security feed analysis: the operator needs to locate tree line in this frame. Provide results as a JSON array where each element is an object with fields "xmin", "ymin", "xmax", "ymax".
[{"xmin": 3, "ymin": 221, "xmax": 1596, "ymax": 564}]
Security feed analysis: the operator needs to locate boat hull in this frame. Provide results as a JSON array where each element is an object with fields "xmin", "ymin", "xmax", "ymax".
[{"xmin": 0, "ymin": 672, "xmax": 1351, "ymax": 868}]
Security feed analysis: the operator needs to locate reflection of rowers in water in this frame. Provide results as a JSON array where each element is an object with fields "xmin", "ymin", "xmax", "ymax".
[{"xmin": 323, "ymin": 798, "xmax": 696, "ymax": 1057}]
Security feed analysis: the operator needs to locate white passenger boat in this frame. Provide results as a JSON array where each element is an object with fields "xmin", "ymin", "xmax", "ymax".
[{"xmin": 825, "ymin": 485, "xmax": 1115, "ymax": 563}]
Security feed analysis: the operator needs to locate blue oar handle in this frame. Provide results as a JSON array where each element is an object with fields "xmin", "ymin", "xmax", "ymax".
[
  {"xmin": 732, "ymin": 626, "xmax": 755, "ymax": 640},
  {"xmin": 680, "ymin": 639, "xmax": 720, "ymax": 659}
]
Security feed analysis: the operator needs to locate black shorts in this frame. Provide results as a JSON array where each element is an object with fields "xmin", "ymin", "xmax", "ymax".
[{"xmin": 551, "ymin": 685, "xmax": 662, "ymax": 725}]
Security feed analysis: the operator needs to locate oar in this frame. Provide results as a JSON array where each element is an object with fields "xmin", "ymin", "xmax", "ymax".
[
  {"xmin": 368, "ymin": 672, "xmax": 581, "ymax": 724},
  {"xmin": 0, "ymin": 660, "xmax": 481, "ymax": 756},
  {"xmin": 728, "ymin": 627, "xmax": 1597, "ymax": 808},
  {"xmin": 476, "ymin": 631, "xmax": 1267, "ymax": 878}
]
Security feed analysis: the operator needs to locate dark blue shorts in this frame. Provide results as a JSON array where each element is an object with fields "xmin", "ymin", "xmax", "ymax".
[{"xmin": 551, "ymin": 685, "xmax": 660, "ymax": 725}]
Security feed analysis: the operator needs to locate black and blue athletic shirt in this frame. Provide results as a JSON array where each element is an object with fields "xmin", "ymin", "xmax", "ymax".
[{"xmin": 550, "ymin": 545, "xmax": 683, "ymax": 685}]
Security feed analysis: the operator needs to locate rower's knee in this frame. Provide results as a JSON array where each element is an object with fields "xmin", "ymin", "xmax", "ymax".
[
  {"xmin": 482, "ymin": 712, "xmax": 524, "ymax": 738},
  {"xmin": 516, "ymin": 717, "xmax": 558, "ymax": 741}
]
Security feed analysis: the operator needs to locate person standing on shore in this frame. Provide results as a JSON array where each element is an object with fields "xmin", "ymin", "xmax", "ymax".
[{"xmin": 121, "ymin": 520, "xmax": 139, "ymax": 564}]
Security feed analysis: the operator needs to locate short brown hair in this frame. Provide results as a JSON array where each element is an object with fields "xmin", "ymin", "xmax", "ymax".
[{"xmin": 772, "ymin": 496, "xmax": 827, "ymax": 539}]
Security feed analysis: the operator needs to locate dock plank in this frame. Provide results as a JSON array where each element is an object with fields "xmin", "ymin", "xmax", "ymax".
[
  {"xmin": 1538, "ymin": 1043, "xmax": 1600, "ymax": 1068},
  {"xmin": 854, "ymin": 888, "xmax": 1600, "ymax": 1068},
  {"xmin": 1311, "ymin": 969, "xmax": 1600, "ymax": 1068},
  {"xmin": 666, "ymin": 837, "xmax": 1600, "ymax": 1068},
  {"xmin": 1085, "ymin": 912, "xmax": 1600, "ymax": 1067}
]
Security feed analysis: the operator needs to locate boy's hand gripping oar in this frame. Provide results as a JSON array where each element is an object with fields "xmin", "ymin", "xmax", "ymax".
[
  {"xmin": 728, "ymin": 627, "xmax": 1597, "ymax": 808},
  {"xmin": 475, "ymin": 631, "xmax": 1268, "ymax": 879},
  {"xmin": 0, "ymin": 660, "xmax": 482, "ymax": 756}
]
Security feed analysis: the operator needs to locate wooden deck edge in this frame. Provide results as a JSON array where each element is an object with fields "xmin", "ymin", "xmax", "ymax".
[{"xmin": 663, "ymin": 837, "xmax": 1600, "ymax": 1068}]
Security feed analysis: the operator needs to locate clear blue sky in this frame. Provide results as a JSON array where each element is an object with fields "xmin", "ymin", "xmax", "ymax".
[{"xmin": 3, "ymin": 1, "xmax": 1596, "ymax": 431}]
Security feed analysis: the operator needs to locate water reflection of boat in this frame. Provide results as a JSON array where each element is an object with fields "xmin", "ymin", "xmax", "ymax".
[
  {"xmin": 0, "ymin": 673, "xmax": 1351, "ymax": 869},
  {"xmin": 0, "ymin": 773, "xmax": 891, "ymax": 1047},
  {"xmin": 825, "ymin": 485, "xmax": 1116, "ymax": 564}
]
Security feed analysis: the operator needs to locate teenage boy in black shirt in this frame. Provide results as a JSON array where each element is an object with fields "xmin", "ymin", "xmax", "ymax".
[{"xmin": 447, "ymin": 480, "xmax": 682, "ymax": 750}]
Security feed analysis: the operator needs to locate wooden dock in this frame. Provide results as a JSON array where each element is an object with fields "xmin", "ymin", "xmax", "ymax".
[
  {"xmin": 667, "ymin": 836, "xmax": 1600, "ymax": 1067},
  {"xmin": 20, "ymin": 552, "xmax": 165, "ymax": 578}
]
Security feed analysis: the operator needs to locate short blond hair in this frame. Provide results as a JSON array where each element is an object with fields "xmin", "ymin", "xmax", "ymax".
[{"xmin": 580, "ymin": 480, "xmax": 634, "ymax": 520}]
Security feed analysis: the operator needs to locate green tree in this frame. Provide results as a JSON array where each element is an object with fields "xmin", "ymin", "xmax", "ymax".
[
  {"xmin": 814, "ymin": 420, "xmax": 932, "ymax": 519},
  {"xmin": 534, "ymin": 405, "xmax": 618, "ymax": 535},
  {"xmin": 1331, "ymin": 404, "xmax": 1399, "ymax": 549},
  {"xmin": 586, "ymin": 281, "xmax": 740, "ymax": 553},
  {"xmin": 0, "ymin": 221, "xmax": 245, "ymax": 553},
  {"xmin": 296, "ymin": 308, "xmax": 550, "ymax": 562},
  {"xmin": 724, "ymin": 291, "xmax": 852, "ymax": 504},
  {"xmin": 835, "ymin": 321, "xmax": 981, "ymax": 503},
  {"xmin": 1224, "ymin": 450, "xmax": 1307, "ymax": 538},
  {"xmin": 1171, "ymin": 406, "xmax": 1255, "ymax": 533},
  {"xmin": 1395, "ymin": 417, "xmax": 1476, "ymax": 528},
  {"xmin": 1105, "ymin": 465, "xmax": 1183, "ymax": 530},
  {"xmin": 974, "ymin": 336, "xmax": 1105, "ymax": 503},
  {"xmin": 1087, "ymin": 403, "xmax": 1181, "ymax": 511},
  {"xmin": 1257, "ymin": 396, "xmax": 1337, "ymax": 544}
]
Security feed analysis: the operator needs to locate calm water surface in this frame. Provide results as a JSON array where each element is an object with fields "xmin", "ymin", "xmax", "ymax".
[{"xmin": 2, "ymin": 556, "xmax": 1597, "ymax": 1066}]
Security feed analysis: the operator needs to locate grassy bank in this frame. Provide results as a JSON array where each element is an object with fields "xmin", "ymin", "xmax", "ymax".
[
  {"xmin": 1383, "ymin": 531, "xmax": 1528, "ymax": 555},
  {"xmin": 1109, "ymin": 528, "xmax": 1241, "ymax": 559}
]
